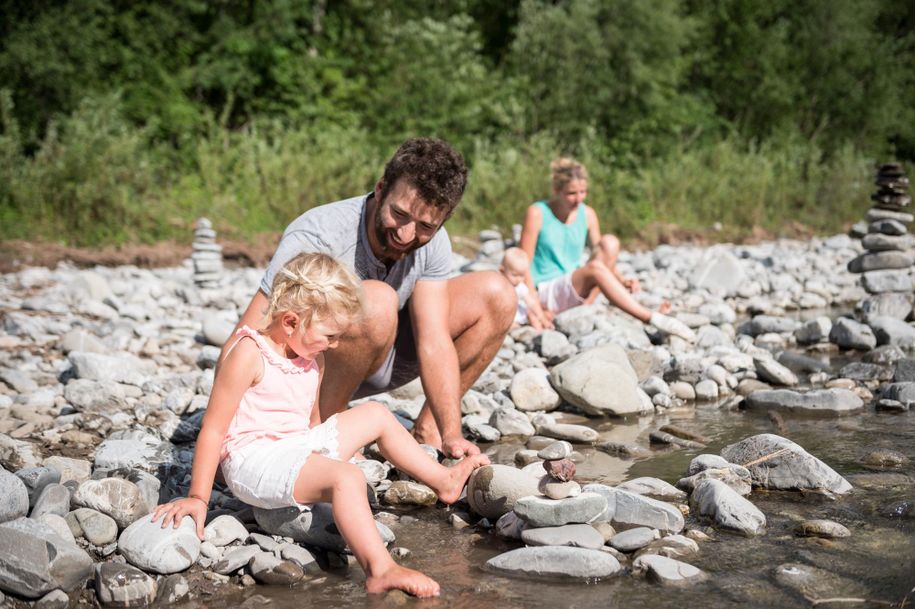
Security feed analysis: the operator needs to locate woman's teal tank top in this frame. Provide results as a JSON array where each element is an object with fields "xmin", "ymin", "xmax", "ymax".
[{"xmin": 530, "ymin": 200, "xmax": 589, "ymax": 286}]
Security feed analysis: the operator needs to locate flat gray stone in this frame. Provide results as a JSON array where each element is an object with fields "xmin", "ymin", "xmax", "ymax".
[
  {"xmin": 95, "ymin": 562, "xmax": 157, "ymax": 607},
  {"xmin": 510, "ymin": 368, "xmax": 560, "ymax": 412},
  {"xmin": 720, "ymin": 434, "xmax": 852, "ymax": 494},
  {"xmin": 689, "ymin": 248, "xmax": 745, "ymax": 296},
  {"xmin": 753, "ymin": 357, "xmax": 798, "ymax": 386},
  {"xmin": 633, "ymin": 534, "xmax": 699, "ymax": 560},
  {"xmin": 744, "ymin": 388, "xmax": 863, "ymax": 415},
  {"xmin": 513, "ymin": 493, "xmax": 607, "ymax": 527},
  {"xmin": 484, "ymin": 546, "xmax": 622, "ymax": 580},
  {"xmin": 249, "ymin": 553, "xmax": 304, "ymax": 585},
  {"xmin": 616, "ymin": 477, "xmax": 686, "ymax": 501},
  {"xmin": 490, "ymin": 407, "xmax": 536, "ymax": 437},
  {"xmin": 118, "ymin": 515, "xmax": 201, "ymax": 574},
  {"xmin": 537, "ymin": 441, "xmax": 573, "ymax": 460},
  {"xmin": 212, "ymin": 545, "xmax": 260, "ymax": 575},
  {"xmin": 847, "ymin": 251, "xmax": 912, "ymax": 273},
  {"xmin": 690, "ymin": 479, "xmax": 766, "ymax": 535},
  {"xmin": 609, "ymin": 526, "xmax": 660, "ymax": 552},
  {"xmin": 68, "ymin": 508, "xmax": 118, "ymax": 546},
  {"xmin": 829, "ymin": 317, "xmax": 877, "ymax": 350},
  {"xmin": 67, "ymin": 351, "xmax": 149, "ymax": 385},
  {"xmin": 15, "ymin": 466, "xmax": 61, "ymax": 506},
  {"xmin": 794, "ymin": 519, "xmax": 851, "ymax": 539},
  {"xmin": 536, "ymin": 422, "xmax": 598, "ymax": 444},
  {"xmin": 253, "ymin": 503, "xmax": 394, "ymax": 553},
  {"xmin": 30, "ymin": 483, "xmax": 71, "ymax": 519},
  {"xmin": 520, "ymin": 524, "xmax": 605, "ymax": 549},
  {"xmin": 582, "ymin": 484, "xmax": 684, "ymax": 534},
  {"xmin": 869, "ymin": 316, "xmax": 915, "ymax": 348},
  {"xmin": 0, "ymin": 517, "xmax": 94, "ymax": 598},
  {"xmin": 862, "ymin": 270, "xmax": 912, "ymax": 293},
  {"xmin": 42, "ymin": 457, "xmax": 91, "ymax": 485},
  {"xmin": 633, "ymin": 554, "xmax": 708, "ymax": 587},
  {"xmin": 204, "ymin": 515, "xmax": 249, "ymax": 547},
  {"xmin": 795, "ymin": 317, "xmax": 832, "ymax": 345},
  {"xmin": 63, "ymin": 379, "xmax": 127, "ymax": 414}
]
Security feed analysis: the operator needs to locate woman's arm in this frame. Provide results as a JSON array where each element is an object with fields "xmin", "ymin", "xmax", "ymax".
[
  {"xmin": 152, "ymin": 339, "xmax": 262, "ymax": 538},
  {"xmin": 519, "ymin": 205, "xmax": 554, "ymax": 327}
]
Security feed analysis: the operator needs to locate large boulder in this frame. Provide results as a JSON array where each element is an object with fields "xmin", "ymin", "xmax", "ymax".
[
  {"xmin": 118, "ymin": 515, "xmax": 201, "ymax": 574},
  {"xmin": 253, "ymin": 503, "xmax": 394, "ymax": 553},
  {"xmin": 510, "ymin": 368, "xmax": 561, "ymax": 412},
  {"xmin": 0, "ymin": 518, "xmax": 94, "ymax": 598},
  {"xmin": 483, "ymin": 546, "xmax": 622, "ymax": 580},
  {"xmin": 720, "ymin": 434, "xmax": 852, "ymax": 494},
  {"xmin": 549, "ymin": 344, "xmax": 643, "ymax": 416},
  {"xmin": 466, "ymin": 465, "xmax": 540, "ymax": 520},
  {"xmin": 690, "ymin": 479, "xmax": 766, "ymax": 536}
]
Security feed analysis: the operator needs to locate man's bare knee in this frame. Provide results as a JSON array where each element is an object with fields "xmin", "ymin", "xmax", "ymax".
[
  {"xmin": 351, "ymin": 280, "xmax": 398, "ymax": 346},
  {"xmin": 465, "ymin": 271, "xmax": 516, "ymax": 327}
]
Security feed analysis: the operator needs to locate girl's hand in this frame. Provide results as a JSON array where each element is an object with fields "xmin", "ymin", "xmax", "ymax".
[{"xmin": 151, "ymin": 497, "xmax": 208, "ymax": 540}]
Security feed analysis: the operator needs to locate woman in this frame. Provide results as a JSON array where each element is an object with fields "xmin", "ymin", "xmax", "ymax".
[{"xmin": 519, "ymin": 158, "xmax": 694, "ymax": 341}]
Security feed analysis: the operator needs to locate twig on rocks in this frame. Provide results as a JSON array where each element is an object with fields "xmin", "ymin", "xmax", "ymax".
[
  {"xmin": 900, "ymin": 582, "xmax": 915, "ymax": 609},
  {"xmin": 806, "ymin": 595, "xmax": 894, "ymax": 606},
  {"xmin": 741, "ymin": 448, "xmax": 792, "ymax": 468}
]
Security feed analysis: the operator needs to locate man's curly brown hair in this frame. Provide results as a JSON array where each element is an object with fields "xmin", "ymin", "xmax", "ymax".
[{"xmin": 380, "ymin": 137, "xmax": 468, "ymax": 216}]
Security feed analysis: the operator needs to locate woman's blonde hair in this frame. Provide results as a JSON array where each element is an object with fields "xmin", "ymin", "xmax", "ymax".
[
  {"xmin": 266, "ymin": 253, "xmax": 364, "ymax": 329},
  {"xmin": 550, "ymin": 157, "xmax": 588, "ymax": 192}
]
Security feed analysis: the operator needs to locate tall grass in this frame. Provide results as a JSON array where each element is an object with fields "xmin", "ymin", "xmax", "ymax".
[{"xmin": 0, "ymin": 93, "xmax": 876, "ymax": 248}]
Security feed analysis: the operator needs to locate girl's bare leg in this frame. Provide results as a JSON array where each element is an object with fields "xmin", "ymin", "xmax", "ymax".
[
  {"xmin": 292, "ymin": 455, "xmax": 440, "ymax": 597},
  {"xmin": 332, "ymin": 402, "xmax": 489, "ymax": 504}
]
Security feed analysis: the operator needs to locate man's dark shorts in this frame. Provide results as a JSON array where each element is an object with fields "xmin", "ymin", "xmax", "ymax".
[{"xmin": 353, "ymin": 302, "xmax": 420, "ymax": 398}]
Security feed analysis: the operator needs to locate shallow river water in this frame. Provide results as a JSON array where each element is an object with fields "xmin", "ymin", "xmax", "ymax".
[{"xmin": 191, "ymin": 355, "xmax": 915, "ymax": 609}]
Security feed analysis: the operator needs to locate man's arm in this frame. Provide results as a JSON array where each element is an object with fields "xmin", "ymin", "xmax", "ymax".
[{"xmin": 409, "ymin": 279, "xmax": 473, "ymax": 458}]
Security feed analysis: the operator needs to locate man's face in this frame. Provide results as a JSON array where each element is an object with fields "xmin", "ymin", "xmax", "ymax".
[{"xmin": 370, "ymin": 179, "xmax": 449, "ymax": 262}]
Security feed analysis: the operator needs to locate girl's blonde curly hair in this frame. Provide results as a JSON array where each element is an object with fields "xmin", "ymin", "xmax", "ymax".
[
  {"xmin": 550, "ymin": 157, "xmax": 588, "ymax": 192},
  {"xmin": 265, "ymin": 253, "xmax": 363, "ymax": 329}
]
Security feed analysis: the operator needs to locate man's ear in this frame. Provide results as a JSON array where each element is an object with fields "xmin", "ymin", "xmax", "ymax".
[{"xmin": 373, "ymin": 179, "xmax": 384, "ymax": 200}]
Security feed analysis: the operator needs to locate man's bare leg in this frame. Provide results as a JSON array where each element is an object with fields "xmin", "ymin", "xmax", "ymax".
[
  {"xmin": 318, "ymin": 280, "xmax": 399, "ymax": 421},
  {"xmin": 412, "ymin": 271, "xmax": 516, "ymax": 448}
]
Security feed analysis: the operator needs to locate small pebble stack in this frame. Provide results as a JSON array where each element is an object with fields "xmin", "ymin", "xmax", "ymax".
[
  {"xmin": 537, "ymin": 441, "xmax": 579, "ymax": 500},
  {"xmin": 191, "ymin": 218, "xmax": 223, "ymax": 289},
  {"xmin": 848, "ymin": 163, "xmax": 914, "ymax": 297}
]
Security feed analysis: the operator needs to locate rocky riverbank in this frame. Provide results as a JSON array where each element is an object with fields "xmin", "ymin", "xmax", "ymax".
[{"xmin": 0, "ymin": 233, "xmax": 913, "ymax": 607}]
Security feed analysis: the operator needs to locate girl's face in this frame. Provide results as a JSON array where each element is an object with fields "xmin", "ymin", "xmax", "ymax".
[
  {"xmin": 282, "ymin": 313, "xmax": 350, "ymax": 360},
  {"xmin": 555, "ymin": 179, "xmax": 588, "ymax": 208}
]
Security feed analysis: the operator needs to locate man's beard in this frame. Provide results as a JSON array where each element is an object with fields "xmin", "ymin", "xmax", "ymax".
[{"xmin": 373, "ymin": 208, "xmax": 416, "ymax": 261}]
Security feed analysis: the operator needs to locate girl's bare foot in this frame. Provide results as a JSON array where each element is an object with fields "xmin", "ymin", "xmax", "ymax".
[
  {"xmin": 366, "ymin": 564, "xmax": 440, "ymax": 598},
  {"xmin": 434, "ymin": 454, "xmax": 490, "ymax": 504}
]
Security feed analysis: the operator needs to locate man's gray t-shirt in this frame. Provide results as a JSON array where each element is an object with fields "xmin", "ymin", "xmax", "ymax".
[{"xmin": 260, "ymin": 194, "xmax": 453, "ymax": 309}]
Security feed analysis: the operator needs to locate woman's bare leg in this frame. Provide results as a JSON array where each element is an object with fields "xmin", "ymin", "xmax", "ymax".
[{"xmin": 571, "ymin": 260, "xmax": 652, "ymax": 322}]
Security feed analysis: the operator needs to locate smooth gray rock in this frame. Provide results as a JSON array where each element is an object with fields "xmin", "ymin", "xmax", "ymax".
[
  {"xmin": 0, "ymin": 368, "xmax": 38, "ymax": 393},
  {"xmin": 204, "ymin": 515, "xmax": 249, "ymax": 547},
  {"xmin": 690, "ymin": 479, "xmax": 766, "ymax": 535},
  {"xmin": 118, "ymin": 515, "xmax": 201, "ymax": 574},
  {"xmin": 616, "ymin": 477, "xmax": 686, "ymax": 501},
  {"xmin": 30, "ymin": 483, "xmax": 71, "ymax": 519},
  {"xmin": 490, "ymin": 407, "xmax": 536, "ymax": 437},
  {"xmin": 677, "ymin": 467, "xmax": 752, "ymax": 496},
  {"xmin": 68, "ymin": 508, "xmax": 118, "ymax": 546},
  {"xmin": 862, "ymin": 270, "xmax": 912, "ymax": 294},
  {"xmin": 63, "ymin": 379, "xmax": 127, "ymax": 413},
  {"xmin": 60, "ymin": 329, "xmax": 108, "ymax": 355},
  {"xmin": 253, "ymin": 503, "xmax": 394, "ymax": 553},
  {"xmin": 463, "ymin": 414, "xmax": 501, "ymax": 442},
  {"xmin": 829, "ymin": 317, "xmax": 877, "ymax": 350},
  {"xmin": 0, "ymin": 517, "xmax": 94, "ymax": 597},
  {"xmin": 73, "ymin": 478, "xmax": 148, "ymax": 529},
  {"xmin": 520, "ymin": 524, "xmax": 605, "ymax": 549},
  {"xmin": 466, "ymin": 465, "xmax": 541, "ymax": 520},
  {"xmin": 857, "ymin": 293, "xmax": 913, "ymax": 321},
  {"xmin": 533, "ymin": 330, "xmax": 575, "ymax": 364},
  {"xmin": 155, "ymin": 574, "xmax": 189, "ymax": 605},
  {"xmin": 633, "ymin": 534, "xmax": 699, "ymax": 560},
  {"xmin": 720, "ymin": 434, "xmax": 852, "ymax": 494},
  {"xmin": 484, "ymin": 546, "xmax": 622, "ymax": 580},
  {"xmin": 67, "ymin": 351, "xmax": 149, "ymax": 385},
  {"xmin": 744, "ymin": 388, "xmax": 863, "ymax": 415},
  {"xmin": 95, "ymin": 562, "xmax": 157, "ymax": 607},
  {"xmin": 745, "ymin": 316, "xmax": 799, "ymax": 336},
  {"xmin": 869, "ymin": 316, "xmax": 915, "ymax": 348},
  {"xmin": 609, "ymin": 527, "xmax": 660, "ymax": 552},
  {"xmin": 35, "ymin": 589, "xmax": 69, "ymax": 609},
  {"xmin": 633, "ymin": 554, "xmax": 708, "ymax": 587},
  {"xmin": 278, "ymin": 543, "xmax": 320, "ymax": 573},
  {"xmin": 753, "ymin": 357, "xmax": 798, "ymax": 386},
  {"xmin": 582, "ymin": 484, "xmax": 684, "ymax": 534},
  {"xmin": 249, "ymin": 553, "xmax": 304, "ymax": 585},
  {"xmin": 794, "ymin": 519, "xmax": 851, "ymax": 539},
  {"xmin": 42, "ymin": 457, "xmax": 92, "ymax": 485},
  {"xmin": 513, "ymin": 493, "xmax": 607, "ymax": 527},
  {"xmin": 15, "ymin": 467, "xmax": 61, "ymax": 507},
  {"xmin": 795, "ymin": 317, "xmax": 832, "ymax": 344},
  {"xmin": 549, "ymin": 344, "xmax": 643, "ymax": 416},
  {"xmin": 689, "ymin": 248, "xmax": 745, "ymax": 296},
  {"xmin": 537, "ymin": 441, "xmax": 573, "ymax": 460},
  {"xmin": 92, "ymin": 431, "xmax": 177, "ymax": 474},
  {"xmin": 0, "ymin": 467, "xmax": 29, "ymax": 523},
  {"xmin": 510, "ymin": 368, "xmax": 561, "ymax": 412},
  {"xmin": 536, "ymin": 422, "xmax": 598, "ymax": 444},
  {"xmin": 881, "ymin": 382, "xmax": 915, "ymax": 406},
  {"xmin": 212, "ymin": 545, "xmax": 260, "ymax": 575},
  {"xmin": 384, "ymin": 481, "xmax": 437, "ymax": 506},
  {"xmin": 202, "ymin": 318, "xmax": 234, "ymax": 347},
  {"xmin": 847, "ymin": 251, "xmax": 912, "ymax": 273},
  {"xmin": 895, "ymin": 359, "xmax": 915, "ymax": 382}
]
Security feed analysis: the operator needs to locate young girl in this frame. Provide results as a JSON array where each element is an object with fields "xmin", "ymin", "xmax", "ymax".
[{"xmin": 152, "ymin": 252, "xmax": 489, "ymax": 598}]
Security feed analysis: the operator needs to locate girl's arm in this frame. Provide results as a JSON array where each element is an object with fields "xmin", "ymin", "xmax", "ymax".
[
  {"xmin": 309, "ymin": 354, "xmax": 326, "ymax": 429},
  {"xmin": 152, "ymin": 338, "xmax": 262, "ymax": 539}
]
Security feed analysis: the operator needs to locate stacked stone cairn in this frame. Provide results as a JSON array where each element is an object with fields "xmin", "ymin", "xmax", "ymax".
[
  {"xmin": 191, "ymin": 218, "xmax": 223, "ymax": 288},
  {"xmin": 848, "ymin": 163, "xmax": 914, "ymax": 298}
]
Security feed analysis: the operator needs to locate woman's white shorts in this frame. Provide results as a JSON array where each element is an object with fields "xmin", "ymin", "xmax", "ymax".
[
  {"xmin": 537, "ymin": 273, "xmax": 585, "ymax": 313},
  {"xmin": 221, "ymin": 414, "xmax": 341, "ymax": 510}
]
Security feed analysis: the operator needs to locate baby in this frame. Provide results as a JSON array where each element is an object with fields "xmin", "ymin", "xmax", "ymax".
[{"xmin": 500, "ymin": 247, "xmax": 552, "ymax": 330}]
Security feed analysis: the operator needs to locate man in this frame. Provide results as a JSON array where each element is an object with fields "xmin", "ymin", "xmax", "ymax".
[{"xmin": 224, "ymin": 137, "xmax": 516, "ymax": 458}]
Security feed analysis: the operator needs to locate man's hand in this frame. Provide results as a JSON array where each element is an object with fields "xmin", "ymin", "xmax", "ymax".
[{"xmin": 442, "ymin": 435, "xmax": 480, "ymax": 459}]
